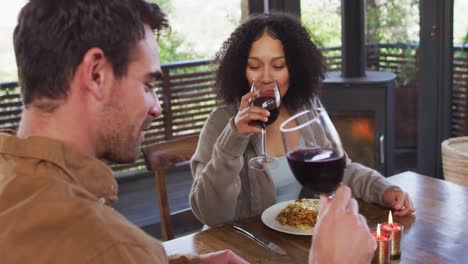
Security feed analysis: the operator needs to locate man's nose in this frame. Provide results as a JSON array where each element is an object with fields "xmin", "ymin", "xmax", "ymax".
[{"xmin": 149, "ymin": 91, "xmax": 162, "ymax": 118}]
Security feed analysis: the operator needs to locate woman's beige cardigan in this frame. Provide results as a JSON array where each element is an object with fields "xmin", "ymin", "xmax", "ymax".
[{"xmin": 190, "ymin": 105, "xmax": 394, "ymax": 227}]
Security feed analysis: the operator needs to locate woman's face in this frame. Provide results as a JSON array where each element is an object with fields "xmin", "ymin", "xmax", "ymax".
[{"xmin": 246, "ymin": 31, "xmax": 289, "ymax": 98}]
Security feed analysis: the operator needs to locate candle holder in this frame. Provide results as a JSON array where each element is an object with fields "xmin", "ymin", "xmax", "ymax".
[
  {"xmin": 381, "ymin": 222, "xmax": 404, "ymax": 259},
  {"xmin": 372, "ymin": 230, "xmax": 391, "ymax": 264}
]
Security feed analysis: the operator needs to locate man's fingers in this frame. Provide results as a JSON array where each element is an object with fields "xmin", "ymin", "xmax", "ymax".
[
  {"xmin": 358, "ymin": 214, "xmax": 368, "ymax": 227},
  {"xmin": 329, "ymin": 184, "xmax": 351, "ymax": 212},
  {"xmin": 317, "ymin": 195, "xmax": 331, "ymax": 221},
  {"xmin": 345, "ymin": 198, "xmax": 359, "ymax": 215},
  {"xmin": 228, "ymin": 250, "xmax": 250, "ymax": 264},
  {"xmin": 199, "ymin": 249, "xmax": 250, "ymax": 264},
  {"xmin": 319, "ymin": 195, "xmax": 330, "ymax": 208}
]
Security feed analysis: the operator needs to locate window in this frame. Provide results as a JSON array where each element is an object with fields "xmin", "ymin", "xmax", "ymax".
[{"xmin": 0, "ymin": 1, "xmax": 27, "ymax": 82}]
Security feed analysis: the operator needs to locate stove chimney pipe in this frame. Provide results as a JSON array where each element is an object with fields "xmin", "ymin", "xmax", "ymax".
[{"xmin": 341, "ymin": 0, "xmax": 366, "ymax": 77}]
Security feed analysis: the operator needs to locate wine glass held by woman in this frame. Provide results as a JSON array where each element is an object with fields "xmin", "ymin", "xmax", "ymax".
[
  {"xmin": 247, "ymin": 80, "xmax": 281, "ymax": 170},
  {"xmin": 189, "ymin": 12, "xmax": 415, "ymax": 228}
]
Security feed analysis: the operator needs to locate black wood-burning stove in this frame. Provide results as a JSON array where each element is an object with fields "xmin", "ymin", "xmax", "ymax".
[{"xmin": 320, "ymin": 0, "xmax": 396, "ymax": 176}]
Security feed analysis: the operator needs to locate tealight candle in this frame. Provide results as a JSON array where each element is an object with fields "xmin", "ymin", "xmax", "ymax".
[
  {"xmin": 372, "ymin": 223, "xmax": 391, "ymax": 264},
  {"xmin": 380, "ymin": 211, "xmax": 404, "ymax": 259}
]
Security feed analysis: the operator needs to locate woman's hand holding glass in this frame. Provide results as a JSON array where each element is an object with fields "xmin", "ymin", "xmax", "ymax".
[
  {"xmin": 233, "ymin": 81, "xmax": 281, "ymax": 170},
  {"xmin": 233, "ymin": 90, "xmax": 270, "ymax": 135},
  {"xmin": 246, "ymin": 81, "xmax": 281, "ymax": 170}
]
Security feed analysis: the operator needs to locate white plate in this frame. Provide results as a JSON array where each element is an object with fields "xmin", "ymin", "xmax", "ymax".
[{"xmin": 261, "ymin": 199, "xmax": 319, "ymax": 236}]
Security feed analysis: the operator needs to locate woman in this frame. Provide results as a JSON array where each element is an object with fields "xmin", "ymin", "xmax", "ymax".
[{"xmin": 189, "ymin": 13, "xmax": 414, "ymax": 227}]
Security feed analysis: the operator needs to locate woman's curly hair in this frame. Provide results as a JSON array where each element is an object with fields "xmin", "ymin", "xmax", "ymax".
[{"xmin": 214, "ymin": 12, "xmax": 326, "ymax": 112}]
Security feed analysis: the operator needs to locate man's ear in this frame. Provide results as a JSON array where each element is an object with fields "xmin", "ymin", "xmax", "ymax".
[{"xmin": 78, "ymin": 48, "xmax": 109, "ymax": 101}]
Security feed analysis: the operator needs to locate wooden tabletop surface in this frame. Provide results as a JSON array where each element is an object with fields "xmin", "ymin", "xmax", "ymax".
[{"xmin": 163, "ymin": 171, "xmax": 468, "ymax": 263}]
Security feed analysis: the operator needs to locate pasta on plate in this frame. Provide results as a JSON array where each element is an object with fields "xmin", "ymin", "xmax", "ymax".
[{"xmin": 275, "ymin": 198, "xmax": 320, "ymax": 231}]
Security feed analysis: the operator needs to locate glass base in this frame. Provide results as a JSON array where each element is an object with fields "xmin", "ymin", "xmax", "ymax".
[{"xmin": 248, "ymin": 156, "xmax": 279, "ymax": 171}]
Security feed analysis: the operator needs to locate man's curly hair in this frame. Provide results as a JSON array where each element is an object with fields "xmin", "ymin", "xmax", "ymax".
[{"xmin": 214, "ymin": 12, "xmax": 326, "ymax": 112}]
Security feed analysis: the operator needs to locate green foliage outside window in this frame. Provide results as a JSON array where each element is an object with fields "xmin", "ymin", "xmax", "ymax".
[
  {"xmin": 301, "ymin": 0, "xmax": 420, "ymax": 47},
  {"xmin": 366, "ymin": 0, "xmax": 419, "ymax": 44},
  {"xmin": 150, "ymin": 0, "xmax": 201, "ymax": 63},
  {"xmin": 301, "ymin": 1, "xmax": 341, "ymax": 48}
]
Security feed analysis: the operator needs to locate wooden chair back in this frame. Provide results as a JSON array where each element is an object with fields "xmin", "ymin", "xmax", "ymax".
[{"xmin": 142, "ymin": 135, "xmax": 200, "ymax": 241}]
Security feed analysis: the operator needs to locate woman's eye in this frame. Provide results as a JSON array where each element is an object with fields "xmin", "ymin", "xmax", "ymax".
[
  {"xmin": 273, "ymin": 65, "xmax": 285, "ymax": 70},
  {"xmin": 248, "ymin": 65, "xmax": 260, "ymax": 70}
]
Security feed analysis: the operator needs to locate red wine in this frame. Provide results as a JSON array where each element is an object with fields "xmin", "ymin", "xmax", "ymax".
[
  {"xmin": 252, "ymin": 96, "xmax": 279, "ymax": 127},
  {"xmin": 287, "ymin": 148, "xmax": 346, "ymax": 194}
]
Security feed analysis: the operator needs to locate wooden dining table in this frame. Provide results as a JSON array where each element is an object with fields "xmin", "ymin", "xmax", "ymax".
[{"xmin": 163, "ymin": 171, "xmax": 468, "ymax": 263}]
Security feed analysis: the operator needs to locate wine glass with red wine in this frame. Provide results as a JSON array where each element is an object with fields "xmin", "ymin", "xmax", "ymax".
[
  {"xmin": 280, "ymin": 105, "xmax": 346, "ymax": 197},
  {"xmin": 248, "ymin": 80, "xmax": 281, "ymax": 171}
]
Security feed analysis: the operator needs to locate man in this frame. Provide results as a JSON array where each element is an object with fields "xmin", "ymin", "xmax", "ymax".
[
  {"xmin": 0, "ymin": 0, "xmax": 246, "ymax": 263},
  {"xmin": 311, "ymin": 184, "xmax": 377, "ymax": 264},
  {"xmin": 0, "ymin": 0, "xmax": 374, "ymax": 263}
]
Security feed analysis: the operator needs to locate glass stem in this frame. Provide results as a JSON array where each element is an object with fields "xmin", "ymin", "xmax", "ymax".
[{"xmin": 261, "ymin": 126, "xmax": 267, "ymax": 158}]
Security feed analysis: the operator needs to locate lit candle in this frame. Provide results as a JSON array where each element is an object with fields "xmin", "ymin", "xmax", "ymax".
[
  {"xmin": 380, "ymin": 211, "xmax": 404, "ymax": 259},
  {"xmin": 371, "ymin": 224, "xmax": 391, "ymax": 264}
]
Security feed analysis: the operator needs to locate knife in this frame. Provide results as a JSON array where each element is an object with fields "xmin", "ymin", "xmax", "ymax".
[{"xmin": 232, "ymin": 224, "xmax": 287, "ymax": 256}]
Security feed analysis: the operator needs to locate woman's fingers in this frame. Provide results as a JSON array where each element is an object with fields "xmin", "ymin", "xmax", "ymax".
[
  {"xmin": 243, "ymin": 106, "xmax": 270, "ymax": 118},
  {"xmin": 393, "ymin": 194, "xmax": 416, "ymax": 216},
  {"xmin": 239, "ymin": 91, "xmax": 258, "ymax": 110},
  {"xmin": 406, "ymin": 195, "xmax": 415, "ymax": 212},
  {"xmin": 392, "ymin": 192, "xmax": 404, "ymax": 210},
  {"xmin": 234, "ymin": 105, "xmax": 271, "ymax": 134},
  {"xmin": 383, "ymin": 187, "xmax": 413, "ymax": 212},
  {"xmin": 381, "ymin": 188, "xmax": 416, "ymax": 216},
  {"xmin": 241, "ymin": 111, "xmax": 268, "ymax": 123}
]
